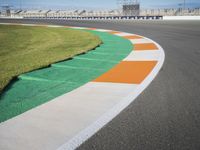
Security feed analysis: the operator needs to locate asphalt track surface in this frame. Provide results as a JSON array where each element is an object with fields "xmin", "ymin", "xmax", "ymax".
[{"xmin": 0, "ymin": 19, "xmax": 200, "ymax": 150}]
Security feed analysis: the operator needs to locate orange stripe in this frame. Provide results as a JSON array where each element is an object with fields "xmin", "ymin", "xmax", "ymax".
[
  {"xmin": 123, "ymin": 35, "xmax": 143, "ymax": 39},
  {"xmin": 134, "ymin": 43, "xmax": 158, "ymax": 50},
  {"xmin": 87, "ymin": 28, "xmax": 97, "ymax": 30},
  {"xmin": 109, "ymin": 31, "xmax": 121, "ymax": 34},
  {"xmin": 94, "ymin": 61, "xmax": 157, "ymax": 84}
]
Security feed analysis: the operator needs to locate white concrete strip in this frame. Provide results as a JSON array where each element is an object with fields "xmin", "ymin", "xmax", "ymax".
[
  {"xmin": 95, "ymin": 29, "xmax": 112, "ymax": 32},
  {"xmin": 123, "ymin": 50, "xmax": 161, "ymax": 61},
  {"xmin": 47, "ymin": 25, "xmax": 63, "ymax": 28},
  {"xmin": 0, "ymin": 23, "xmax": 165, "ymax": 150},
  {"xmin": 0, "ymin": 23, "xmax": 12, "ymax": 25},
  {"xmin": 20, "ymin": 24, "xmax": 36, "ymax": 26},
  {"xmin": 57, "ymin": 32, "xmax": 165, "ymax": 150},
  {"xmin": 0, "ymin": 82, "xmax": 137, "ymax": 150},
  {"xmin": 114, "ymin": 32, "xmax": 134, "ymax": 36},
  {"xmin": 69, "ymin": 27, "xmax": 87, "ymax": 29},
  {"xmin": 0, "ymin": 23, "xmax": 41, "ymax": 27},
  {"xmin": 130, "ymin": 38, "xmax": 152, "ymax": 44},
  {"xmin": 0, "ymin": 16, "xmax": 24, "ymax": 19},
  {"xmin": 163, "ymin": 16, "xmax": 200, "ymax": 20}
]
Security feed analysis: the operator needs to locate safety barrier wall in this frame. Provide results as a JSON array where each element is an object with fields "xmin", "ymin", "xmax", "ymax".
[
  {"xmin": 23, "ymin": 15, "xmax": 163, "ymax": 20},
  {"xmin": 2, "ymin": 16, "xmax": 200, "ymax": 20},
  {"xmin": 0, "ymin": 16, "xmax": 24, "ymax": 19},
  {"xmin": 163, "ymin": 16, "xmax": 200, "ymax": 20}
]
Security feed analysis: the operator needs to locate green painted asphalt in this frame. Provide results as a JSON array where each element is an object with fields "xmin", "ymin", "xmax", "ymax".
[{"xmin": 0, "ymin": 30, "xmax": 133, "ymax": 123}]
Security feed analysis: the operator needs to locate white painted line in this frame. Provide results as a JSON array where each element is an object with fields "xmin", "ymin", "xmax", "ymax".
[
  {"xmin": 130, "ymin": 38, "xmax": 152, "ymax": 44},
  {"xmin": 70, "ymin": 27, "xmax": 87, "ymax": 29},
  {"xmin": 0, "ymin": 23, "xmax": 165, "ymax": 150},
  {"xmin": 163, "ymin": 16, "xmax": 200, "ymax": 20},
  {"xmin": 20, "ymin": 24, "xmax": 36, "ymax": 26},
  {"xmin": 114, "ymin": 32, "xmax": 134, "ymax": 36},
  {"xmin": 126, "ymin": 34, "xmax": 143, "ymax": 38},
  {"xmin": 95, "ymin": 29, "xmax": 112, "ymax": 32},
  {"xmin": 0, "ymin": 23, "xmax": 12, "ymax": 25},
  {"xmin": 0, "ymin": 82, "xmax": 136, "ymax": 150},
  {"xmin": 57, "ymin": 31, "xmax": 165, "ymax": 150},
  {"xmin": 123, "ymin": 50, "xmax": 161, "ymax": 61}
]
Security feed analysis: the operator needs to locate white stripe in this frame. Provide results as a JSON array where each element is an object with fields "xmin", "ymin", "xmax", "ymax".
[
  {"xmin": 114, "ymin": 32, "xmax": 134, "ymax": 36},
  {"xmin": 0, "ymin": 23, "xmax": 165, "ymax": 150},
  {"xmin": 0, "ymin": 23, "xmax": 12, "ymax": 25},
  {"xmin": 123, "ymin": 50, "xmax": 161, "ymax": 61},
  {"xmin": 130, "ymin": 38, "xmax": 152, "ymax": 44},
  {"xmin": 95, "ymin": 29, "xmax": 112, "ymax": 32},
  {"xmin": 47, "ymin": 25, "xmax": 63, "ymax": 28},
  {"xmin": 69, "ymin": 27, "xmax": 87, "ymax": 29},
  {"xmin": 57, "ymin": 34, "xmax": 165, "ymax": 150},
  {"xmin": 0, "ymin": 82, "xmax": 136, "ymax": 150},
  {"xmin": 20, "ymin": 24, "xmax": 36, "ymax": 26}
]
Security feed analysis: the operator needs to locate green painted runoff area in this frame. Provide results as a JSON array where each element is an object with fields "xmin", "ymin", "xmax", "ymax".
[
  {"xmin": 0, "ymin": 29, "xmax": 133, "ymax": 123},
  {"xmin": 0, "ymin": 25, "xmax": 101, "ymax": 93}
]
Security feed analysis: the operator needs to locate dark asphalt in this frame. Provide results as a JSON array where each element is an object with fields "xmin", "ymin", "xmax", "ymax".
[{"xmin": 1, "ymin": 19, "xmax": 200, "ymax": 150}]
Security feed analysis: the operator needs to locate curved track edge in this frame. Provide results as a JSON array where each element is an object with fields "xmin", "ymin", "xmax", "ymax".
[
  {"xmin": 57, "ymin": 27, "xmax": 165, "ymax": 149},
  {"xmin": 0, "ymin": 23, "xmax": 165, "ymax": 150}
]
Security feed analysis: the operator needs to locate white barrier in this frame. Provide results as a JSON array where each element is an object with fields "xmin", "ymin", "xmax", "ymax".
[
  {"xmin": 2, "ymin": 16, "xmax": 200, "ymax": 20},
  {"xmin": 0, "ymin": 16, "xmax": 24, "ymax": 19},
  {"xmin": 23, "ymin": 16, "xmax": 163, "ymax": 20},
  {"xmin": 163, "ymin": 16, "xmax": 200, "ymax": 20}
]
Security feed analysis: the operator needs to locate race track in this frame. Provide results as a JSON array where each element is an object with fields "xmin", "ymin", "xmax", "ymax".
[{"xmin": 0, "ymin": 19, "xmax": 200, "ymax": 150}]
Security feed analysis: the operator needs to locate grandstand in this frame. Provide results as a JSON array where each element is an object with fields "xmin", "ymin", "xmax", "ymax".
[
  {"xmin": 0, "ymin": 0, "xmax": 200, "ymax": 19},
  {"xmin": 0, "ymin": 5, "xmax": 12, "ymax": 17},
  {"xmin": 5, "ymin": 8, "xmax": 199, "ymax": 19}
]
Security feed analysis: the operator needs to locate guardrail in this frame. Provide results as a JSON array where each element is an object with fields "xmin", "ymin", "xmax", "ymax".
[
  {"xmin": 163, "ymin": 16, "xmax": 200, "ymax": 20},
  {"xmin": 22, "ymin": 16, "xmax": 163, "ymax": 20},
  {"xmin": 0, "ymin": 16, "xmax": 24, "ymax": 19},
  {"xmin": 2, "ymin": 15, "xmax": 200, "ymax": 20}
]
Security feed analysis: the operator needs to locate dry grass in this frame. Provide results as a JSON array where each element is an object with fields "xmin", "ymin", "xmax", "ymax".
[{"xmin": 0, "ymin": 25, "xmax": 101, "ymax": 93}]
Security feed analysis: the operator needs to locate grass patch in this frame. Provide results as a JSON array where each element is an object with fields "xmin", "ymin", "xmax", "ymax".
[{"xmin": 0, "ymin": 25, "xmax": 101, "ymax": 93}]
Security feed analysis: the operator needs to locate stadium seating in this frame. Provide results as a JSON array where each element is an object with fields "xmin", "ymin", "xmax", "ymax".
[{"xmin": 4, "ymin": 8, "xmax": 200, "ymax": 19}]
